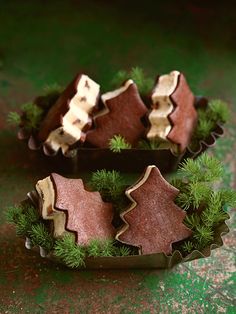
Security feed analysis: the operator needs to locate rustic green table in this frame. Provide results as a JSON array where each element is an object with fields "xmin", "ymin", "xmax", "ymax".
[{"xmin": 0, "ymin": 1, "xmax": 235, "ymax": 313}]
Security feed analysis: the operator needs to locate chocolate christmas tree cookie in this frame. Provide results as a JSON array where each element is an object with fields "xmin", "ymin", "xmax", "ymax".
[
  {"xmin": 39, "ymin": 74, "xmax": 100, "ymax": 155},
  {"xmin": 147, "ymin": 71, "xmax": 197, "ymax": 153},
  {"xmin": 36, "ymin": 173, "xmax": 115, "ymax": 245},
  {"xmin": 116, "ymin": 165, "xmax": 192, "ymax": 254},
  {"xmin": 86, "ymin": 79, "xmax": 148, "ymax": 148}
]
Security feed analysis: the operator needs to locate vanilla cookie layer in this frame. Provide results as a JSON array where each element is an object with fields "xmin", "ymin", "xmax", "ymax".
[
  {"xmin": 36, "ymin": 176, "xmax": 66, "ymax": 237},
  {"xmin": 45, "ymin": 75, "xmax": 100, "ymax": 154},
  {"xmin": 147, "ymin": 71, "xmax": 179, "ymax": 141}
]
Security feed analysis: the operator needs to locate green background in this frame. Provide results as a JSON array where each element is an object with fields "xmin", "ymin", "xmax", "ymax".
[{"xmin": 0, "ymin": 1, "xmax": 235, "ymax": 313}]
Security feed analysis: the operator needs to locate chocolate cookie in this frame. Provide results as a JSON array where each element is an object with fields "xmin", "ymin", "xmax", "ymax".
[
  {"xmin": 38, "ymin": 74, "xmax": 100, "ymax": 155},
  {"xmin": 86, "ymin": 80, "xmax": 148, "ymax": 148},
  {"xmin": 51, "ymin": 173, "xmax": 115, "ymax": 245},
  {"xmin": 168, "ymin": 73, "xmax": 197, "ymax": 153},
  {"xmin": 116, "ymin": 166, "xmax": 192, "ymax": 255}
]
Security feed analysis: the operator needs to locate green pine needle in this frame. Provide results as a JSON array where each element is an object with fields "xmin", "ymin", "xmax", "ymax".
[
  {"xmin": 87, "ymin": 239, "xmax": 115, "ymax": 257},
  {"xmin": 115, "ymin": 246, "xmax": 132, "ymax": 257},
  {"xmin": 138, "ymin": 139, "xmax": 161, "ymax": 150},
  {"xmin": 54, "ymin": 234, "xmax": 86, "ymax": 268},
  {"xmin": 15, "ymin": 214, "xmax": 31, "ymax": 237},
  {"xmin": 89, "ymin": 169, "xmax": 125, "ymax": 203},
  {"xmin": 7, "ymin": 112, "xmax": 21, "ymax": 126},
  {"xmin": 184, "ymin": 214, "xmax": 200, "ymax": 229},
  {"xmin": 189, "ymin": 99, "xmax": 229, "ymax": 150},
  {"xmin": 43, "ymin": 83, "xmax": 63, "ymax": 95},
  {"xmin": 6, "ymin": 205, "xmax": 23, "ymax": 224},
  {"xmin": 30, "ymin": 223, "xmax": 54, "ymax": 251},
  {"xmin": 111, "ymin": 70, "xmax": 129, "ymax": 87},
  {"xmin": 175, "ymin": 192, "xmax": 193, "ymax": 210},
  {"xmin": 188, "ymin": 182, "xmax": 211, "ymax": 208},
  {"xmin": 109, "ymin": 135, "xmax": 132, "ymax": 152},
  {"xmin": 111, "ymin": 67, "xmax": 153, "ymax": 96},
  {"xmin": 195, "ymin": 118, "xmax": 215, "ymax": 139},
  {"xmin": 130, "ymin": 67, "xmax": 153, "ymax": 96},
  {"xmin": 193, "ymin": 225, "xmax": 214, "ymax": 248},
  {"xmin": 219, "ymin": 189, "xmax": 236, "ymax": 208},
  {"xmin": 21, "ymin": 102, "xmax": 43, "ymax": 131},
  {"xmin": 181, "ymin": 241, "xmax": 195, "ymax": 253},
  {"xmin": 178, "ymin": 154, "xmax": 223, "ymax": 183},
  {"xmin": 208, "ymin": 99, "xmax": 230, "ymax": 123}
]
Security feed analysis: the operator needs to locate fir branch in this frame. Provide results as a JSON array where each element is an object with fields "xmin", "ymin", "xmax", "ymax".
[
  {"xmin": 193, "ymin": 225, "xmax": 214, "ymax": 248},
  {"xmin": 138, "ymin": 139, "xmax": 161, "ymax": 150},
  {"xmin": 189, "ymin": 99, "xmax": 229, "ymax": 150},
  {"xmin": 178, "ymin": 154, "xmax": 223, "ymax": 183},
  {"xmin": 54, "ymin": 233, "xmax": 86, "ymax": 268},
  {"xmin": 43, "ymin": 83, "xmax": 63, "ymax": 95},
  {"xmin": 188, "ymin": 182, "xmax": 211, "ymax": 208},
  {"xmin": 111, "ymin": 70, "xmax": 129, "ymax": 87},
  {"xmin": 21, "ymin": 102, "xmax": 43, "ymax": 131},
  {"xmin": 7, "ymin": 112, "xmax": 21, "ymax": 126},
  {"xmin": 130, "ymin": 67, "xmax": 153, "ymax": 96},
  {"xmin": 219, "ymin": 189, "xmax": 236, "ymax": 208},
  {"xmin": 6, "ymin": 205, "xmax": 23, "ymax": 224},
  {"xmin": 175, "ymin": 192, "xmax": 193, "ymax": 210},
  {"xmin": 194, "ymin": 118, "xmax": 215, "ymax": 139},
  {"xmin": 208, "ymin": 99, "xmax": 230, "ymax": 123},
  {"xmin": 29, "ymin": 223, "xmax": 54, "ymax": 251},
  {"xmin": 15, "ymin": 214, "xmax": 31, "ymax": 237},
  {"xmin": 111, "ymin": 67, "xmax": 153, "ymax": 96},
  {"xmin": 87, "ymin": 239, "xmax": 115, "ymax": 257},
  {"xmin": 89, "ymin": 169, "xmax": 125, "ymax": 203},
  {"xmin": 181, "ymin": 241, "xmax": 195, "ymax": 253},
  {"xmin": 109, "ymin": 135, "xmax": 132, "ymax": 153},
  {"xmin": 115, "ymin": 245, "xmax": 132, "ymax": 257},
  {"xmin": 184, "ymin": 214, "xmax": 200, "ymax": 229}
]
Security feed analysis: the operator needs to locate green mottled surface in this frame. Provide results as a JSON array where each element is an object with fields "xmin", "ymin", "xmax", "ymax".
[{"xmin": 0, "ymin": 1, "xmax": 235, "ymax": 313}]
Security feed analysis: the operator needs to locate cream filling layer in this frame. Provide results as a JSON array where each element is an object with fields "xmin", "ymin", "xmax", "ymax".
[
  {"xmin": 36, "ymin": 176, "xmax": 66, "ymax": 237},
  {"xmin": 147, "ymin": 71, "xmax": 179, "ymax": 142},
  {"xmin": 45, "ymin": 75, "xmax": 100, "ymax": 153}
]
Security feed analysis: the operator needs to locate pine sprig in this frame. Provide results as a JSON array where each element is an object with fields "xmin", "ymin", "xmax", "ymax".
[
  {"xmin": 7, "ymin": 112, "xmax": 21, "ymax": 126},
  {"xmin": 87, "ymin": 239, "xmax": 115, "ymax": 257},
  {"xmin": 173, "ymin": 153, "xmax": 234, "ymax": 253},
  {"xmin": 30, "ymin": 223, "xmax": 54, "ymax": 251},
  {"xmin": 138, "ymin": 139, "xmax": 161, "ymax": 150},
  {"xmin": 115, "ymin": 245, "xmax": 132, "ymax": 257},
  {"xmin": 189, "ymin": 99, "xmax": 230, "ymax": 150},
  {"xmin": 54, "ymin": 234, "xmax": 86, "ymax": 268},
  {"xmin": 6, "ymin": 205, "xmax": 23, "ymax": 224},
  {"xmin": 181, "ymin": 241, "xmax": 195, "ymax": 253},
  {"xmin": 89, "ymin": 169, "xmax": 125, "ymax": 203},
  {"xmin": 109, "ymin": 135, "xmax": 132, "ymax": 152},
  {"xmin": 193, "ymin": 225, "xmax": 214, "ymax": 248},
  {"xmin": 178, "ymin": 154, "xmax": 223, "ymax": 183},
  {"xmin": 21, "ymin": 102, "xmax": 43, "ymax": 131},
  {"xmin": 6, "ymin": 204, "xmax": 40, "ymax": 237},
  {"xmin": 208, "ymin": 99, "xmax": 230, "ymax": 123},
  {"xmin": 111, "ymin": 67, "xmax": 153, "ymax": 96}
]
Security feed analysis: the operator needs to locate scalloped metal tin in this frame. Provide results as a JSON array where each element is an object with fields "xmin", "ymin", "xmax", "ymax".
[
  {"xmin": 21, "ymin": 194, "xmax": 229, "ymax": 269},
  {"xmin": 16, "ymin": 96, "xmax": 224, "ymax": 172}
]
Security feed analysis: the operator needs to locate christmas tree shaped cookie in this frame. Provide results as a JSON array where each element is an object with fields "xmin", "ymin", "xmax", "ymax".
[
  {"xmin": 116, "ymin": 166, "xmax": 192, "ymax": 254},
  {"xmin": 36, "ymin": 173, "xmax": 115, "ymax": 245},
  {"xmin": 38, "ymin": 74, "xmax": 100, "ymax": 155},
  {"xmin": 168, "ymin": 72, "xmax": 197, "ymax": 153},
  {"xmin": 147, "ymin": 71, "xmax": 197, "ymax": 153},
  {"xmin": 86, "ymin": 79, "xmax": 148, "ymax": 148}
]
